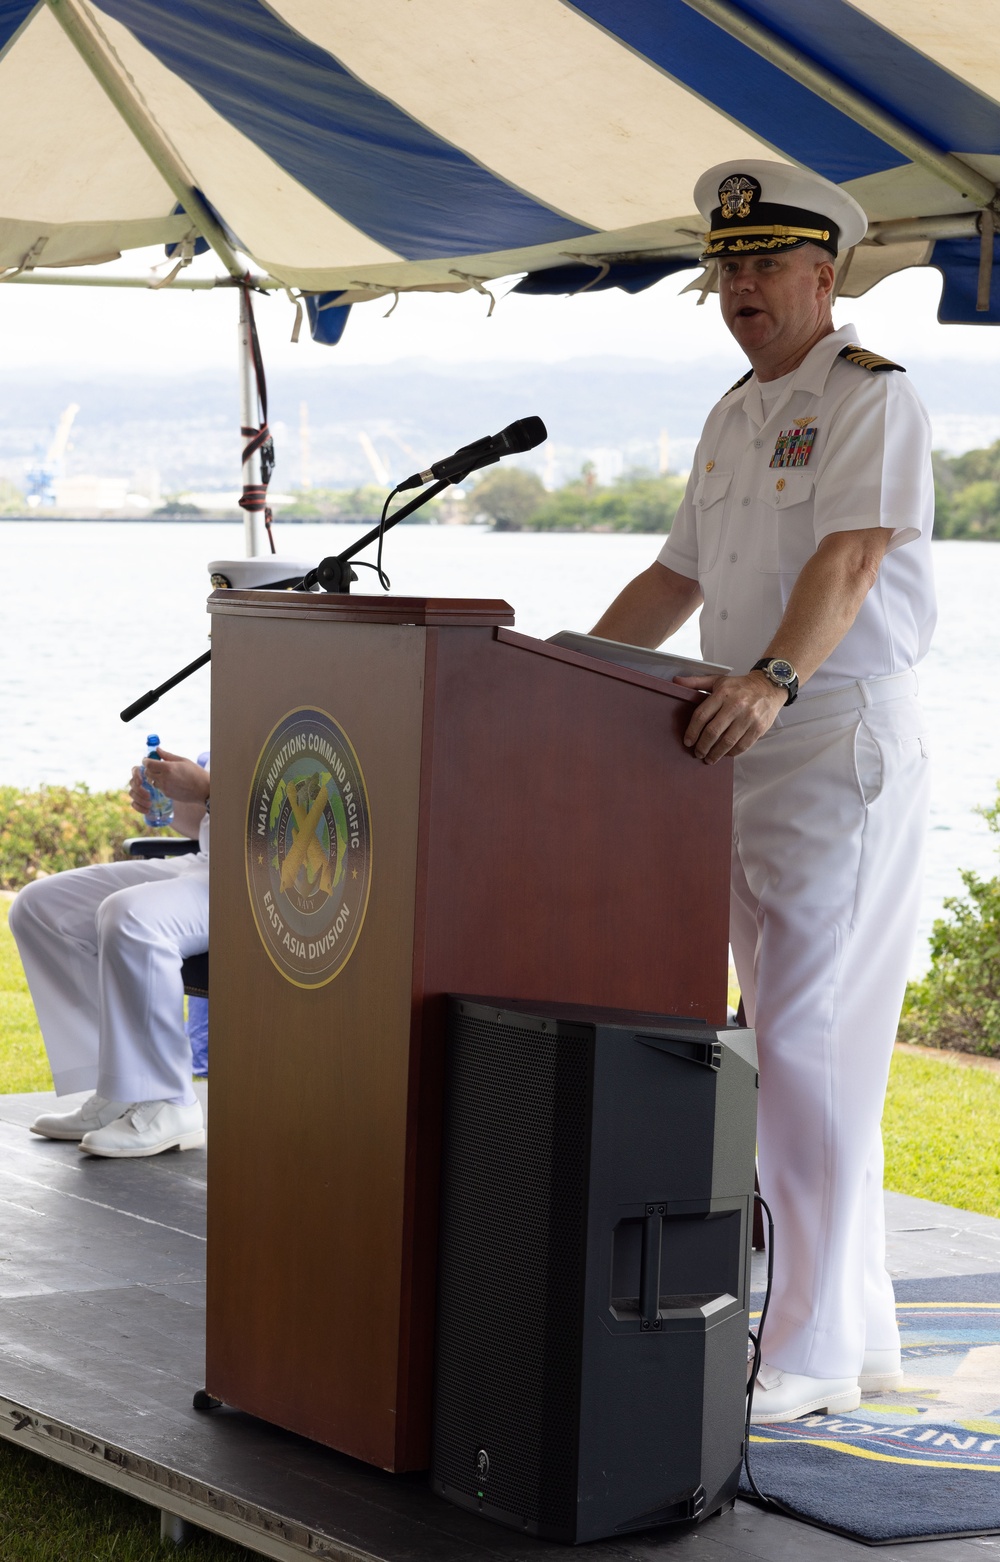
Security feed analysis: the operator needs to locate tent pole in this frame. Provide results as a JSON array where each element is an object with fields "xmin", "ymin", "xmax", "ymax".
[
  {"xmin": 47, "ymin": 0, "xmax": 246, "ymax": 280},
  {"xmin": 238, "ymin": 289, "xmax": 266, "ymax": 558},
  {"xmin": 0, "ymin": 273, "xmax": 280, "ymax": 289},
  {"xmin": 678, "ymin": 0, "xmax": 999, "ymax": 215}
]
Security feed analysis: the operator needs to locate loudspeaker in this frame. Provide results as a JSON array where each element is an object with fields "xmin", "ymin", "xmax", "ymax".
[{"xmin": 431, "ymin": 997, "xmax": 757, "ymax": 1544}]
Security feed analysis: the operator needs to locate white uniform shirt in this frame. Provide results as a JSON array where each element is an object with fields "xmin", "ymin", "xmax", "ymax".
[{"xmin": 657, "ymin": 322, "xmax": 937, "ymax": 695}]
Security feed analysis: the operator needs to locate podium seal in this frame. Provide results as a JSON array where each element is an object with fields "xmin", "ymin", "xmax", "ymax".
[{"xmin": 246, "ymin": 707, "xmax": 373, "ymax": 987}]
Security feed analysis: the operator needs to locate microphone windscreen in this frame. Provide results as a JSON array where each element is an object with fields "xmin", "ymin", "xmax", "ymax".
[{"xmin": 501, "ymin": 416, "xmax": 547, "ymax": 453}]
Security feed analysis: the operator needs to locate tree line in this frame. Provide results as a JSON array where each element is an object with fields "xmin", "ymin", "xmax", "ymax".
[
  {"xmin": 467, "ymin": 466, "xmax": 686, "ymax": 532},
  {"xmin": 7, "ymin": 436, "xmax": 1000, "ymax": 534},
  {"xmin": 470, "ymin": 438, "xmax": 1000, "ymax": 537},
  {"xmin": 933, "ymin": 440, "xmax": 1000, "ymax": 539}
]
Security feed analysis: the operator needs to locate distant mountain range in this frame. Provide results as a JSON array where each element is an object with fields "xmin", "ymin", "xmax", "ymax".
[{"xmin": 1, "ymin": 356, "xmax": 998, "ymax": 497}]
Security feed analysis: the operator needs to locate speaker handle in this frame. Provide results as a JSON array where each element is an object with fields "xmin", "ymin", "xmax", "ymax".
[
  {"xmin": 636, "ymin": 1034, "xmax": 722, "ymax": 1070},
  {"xmin": 639, "ymin": 1208, "xmax": 663, "ymax": 1328}
]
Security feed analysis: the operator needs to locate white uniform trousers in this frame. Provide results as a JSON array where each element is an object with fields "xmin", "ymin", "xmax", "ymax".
[
  {"xmin": 729, "ymin": 672, "xmax": 930, "ymax": 1380},
  {"xmin": 9, "ymin": 853, "xmax": 209, "ymax": 1106}
]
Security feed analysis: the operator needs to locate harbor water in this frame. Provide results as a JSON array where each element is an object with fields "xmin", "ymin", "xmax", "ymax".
[{"xmin": 3, "ymin": 520, "xmax": 997, "ymax": 972}]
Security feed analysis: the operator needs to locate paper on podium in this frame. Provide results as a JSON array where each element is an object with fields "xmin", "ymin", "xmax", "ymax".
[{"xmin": 546, "ymin": 631, "xmax": 730, "ymax": 684}]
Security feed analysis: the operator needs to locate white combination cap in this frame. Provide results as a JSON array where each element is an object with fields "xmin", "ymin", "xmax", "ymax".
[
  {"xmin": 207, "ymin": 558, "xmax": 313, "ymax": 589},
  {"xmin": 694, "ymin": 159, "xmax": 867, "ymax": 260}
]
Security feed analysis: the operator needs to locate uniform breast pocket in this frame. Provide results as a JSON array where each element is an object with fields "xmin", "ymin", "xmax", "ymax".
[
  {"xmin": 692, "ymin": 469, "xmax": 732, "ymax": 571},
  {"xmin": 754, "ymin": 471, "xmax": 815, "ymax": 573}
]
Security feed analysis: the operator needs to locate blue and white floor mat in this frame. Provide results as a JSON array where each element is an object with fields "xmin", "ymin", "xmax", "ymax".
[{"xmin": 741, "ymin": 1275, "xmax": 1000, "ymax": 1543}]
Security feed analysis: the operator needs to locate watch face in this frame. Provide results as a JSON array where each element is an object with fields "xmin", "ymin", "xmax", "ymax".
[{"xmin": 769, "ymin": 660, "xmax": 794, "ymax": 683}]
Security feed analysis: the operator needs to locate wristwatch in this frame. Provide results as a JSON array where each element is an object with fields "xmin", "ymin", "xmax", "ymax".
[{"xmin": 751, "ymin": 657, "xmax": 799, "ymax": 705}]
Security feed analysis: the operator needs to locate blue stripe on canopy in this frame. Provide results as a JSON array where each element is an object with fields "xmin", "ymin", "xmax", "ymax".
[
  {"xmin": 570, "ymin": 0, "xmax": 907, "ymax": 182},
  {"xmin": 0, "ymin": 0, "xmax": 37, "ymax": 56},
  {"xmin": 305, "ymin": 292, "xmax": 352, "ymax": 345},
  {"xmin": 739, "ymin": 0, "xmax": 1000, "ymax": 156},
  {"xmin": 515, "ymin": 258, "xmax": 696, "ymax": 295},
  {"xmin": 932, "ymin": 237, "xmax": 1000, "ymax": 324},
  {"xmin": 99, "ymin": 0, "xmax": 593, "ymax": 260}
]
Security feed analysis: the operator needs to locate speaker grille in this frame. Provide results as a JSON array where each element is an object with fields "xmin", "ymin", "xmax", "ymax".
[{"xmin": 433, "ymin": 1012, "xmax": 592, "ymax": 1529}]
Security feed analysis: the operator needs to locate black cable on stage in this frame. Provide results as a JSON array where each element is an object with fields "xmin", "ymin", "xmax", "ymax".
[
  {"xmin": 742, "ymin": 1193, "xmax": 831, "ymax": 1531},
  {"xmin": 743, "ymin": 1191, "xmax": 776, "ymax": 1506}
]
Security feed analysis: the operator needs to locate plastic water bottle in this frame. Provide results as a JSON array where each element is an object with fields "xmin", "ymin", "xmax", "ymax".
[{"xmin": 142, "ymin": 735, "xmax": 174, "ymax": 829}]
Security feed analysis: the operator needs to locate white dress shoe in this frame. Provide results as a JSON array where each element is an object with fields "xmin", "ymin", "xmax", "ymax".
[
  {"xmin": 750, "ymin": 1362, "xmax": 861, "ymax": 1423},
  {"xmin": 79, "ymin": 1099, "xmax": 205, "ymax": 1159},
  {"xmin": 30, "ymin": 1093, "xmax": 130, "ymax": 1141},
  {"xmin": 860, "ymin": 1348, "xmax": 904, "ymax": 1392}
]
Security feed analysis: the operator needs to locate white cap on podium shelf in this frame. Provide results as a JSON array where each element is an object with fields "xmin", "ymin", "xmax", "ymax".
[{"xmin": 207, "ymin": 558, "xmax": 313, "ymax": 589}]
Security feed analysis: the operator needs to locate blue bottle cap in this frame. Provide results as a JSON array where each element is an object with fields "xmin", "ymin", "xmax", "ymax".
[{"xmin": 146, "ymin": 734, "xmax": 160, "ymax": 747}]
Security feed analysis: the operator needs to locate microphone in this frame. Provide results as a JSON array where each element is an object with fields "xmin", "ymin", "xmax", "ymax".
[{"xmin": 396, "ymin": 416, "xmax": 547, "ymax": 491}]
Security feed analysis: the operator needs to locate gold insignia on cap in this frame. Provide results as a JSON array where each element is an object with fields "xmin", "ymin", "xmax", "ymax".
[
  {"xmin": 704, "ymin": 227, "xmax": 830, "ymax": 257},
  {"xmin": 719, "ymin": 174, "xmax": 758, "ymax": 221}
]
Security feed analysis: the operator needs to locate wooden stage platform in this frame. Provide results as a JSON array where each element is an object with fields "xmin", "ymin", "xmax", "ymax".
[{"xmin": 1, "ymin": 1085, "xmax": 999, "ymax": 1562}]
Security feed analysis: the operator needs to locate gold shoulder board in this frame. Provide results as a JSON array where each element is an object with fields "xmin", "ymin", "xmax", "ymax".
[
  {"xmin": 838, "ymin": 344, "xmax": 905, "ymax": 373},
  {"xmin": 722, "ymin": 368, "xmax": 754, "ymax": 397}
]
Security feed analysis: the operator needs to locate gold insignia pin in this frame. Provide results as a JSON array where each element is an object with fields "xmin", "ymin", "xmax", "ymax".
[{"xmin": 793, "ymin": 415, "xmax": 815, "ymax": 427}]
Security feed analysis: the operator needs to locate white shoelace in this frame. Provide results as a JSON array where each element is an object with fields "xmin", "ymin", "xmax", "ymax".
[{"xmin": 123, "ymin": 1101, "xmax": 163, "ymax": 1132}]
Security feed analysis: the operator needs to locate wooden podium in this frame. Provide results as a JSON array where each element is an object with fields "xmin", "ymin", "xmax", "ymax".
[{"xmin": 204, "ymin": 592, "xmax": 732, "ymax": 1472}]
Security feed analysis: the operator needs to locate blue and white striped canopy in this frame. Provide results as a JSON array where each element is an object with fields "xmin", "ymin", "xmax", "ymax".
[{"xmin": 3, "ymin": 0, "xmax": 1000, "ymax": 320}]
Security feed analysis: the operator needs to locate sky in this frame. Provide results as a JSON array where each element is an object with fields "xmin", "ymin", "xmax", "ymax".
[{"xmin": 3, "ymin": 246, "xmax": 1000, "ymax": 379}]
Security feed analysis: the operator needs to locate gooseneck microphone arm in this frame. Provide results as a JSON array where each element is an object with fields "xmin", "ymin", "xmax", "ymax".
[
  {"xmin": 120, "ymin": 650, "xmax": 213, "ymax": 724},
  {"xmin": 119, "ymin": 415, "xmax": 548, "ymax": 722},
  {"xmin": 298, "ymin": 477, "xmax": 450, "ymax": 592},
  {"xmin": 118, "ymin": 476, "xmax": 451, "ymax": 722}
]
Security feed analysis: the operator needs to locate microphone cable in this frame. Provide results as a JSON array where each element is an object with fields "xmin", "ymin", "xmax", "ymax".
[
  {"xmin": 347, "ymin": 486, "xmax": 397, "ymax": 592},
  {"xmin": 742, "ymin": 1193, "xmax": 827, "ymax": 1531},
  {"xmin": 743, "ymin": 1191, "xmax": 776, "ymax": 1507}
]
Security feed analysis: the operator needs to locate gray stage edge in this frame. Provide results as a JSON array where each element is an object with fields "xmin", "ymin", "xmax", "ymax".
[{"xmin": 1, "ymin": 1088, "xmax": 999, "ymax": 1562}]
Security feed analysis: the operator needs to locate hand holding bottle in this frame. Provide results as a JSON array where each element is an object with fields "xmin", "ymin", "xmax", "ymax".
[{"xmin": 142, "ymin": 748, "xmax": 212, "ymax": 806}]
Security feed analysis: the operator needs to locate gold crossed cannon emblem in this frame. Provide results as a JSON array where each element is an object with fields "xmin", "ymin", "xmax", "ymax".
[{"xmin": 280, "ymin": 784, "xmax": 333, "ymax": 897}]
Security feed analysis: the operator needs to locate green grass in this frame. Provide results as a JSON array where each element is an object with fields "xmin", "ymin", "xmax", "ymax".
[
  {"xmin": 883, "ymin": 1049, "xmax": 1000, "ymax": 1218},
  {"xmin": 728, "ymin": 966, "xmax": 1000, "ymax": 1217},
  {"xmin": 0, "ymin": 899, "xmax": 51, "ymax": 1093},
  {"xmin": 0, "ymin": 1438, "xmax": 260, "ymax": 1559}
]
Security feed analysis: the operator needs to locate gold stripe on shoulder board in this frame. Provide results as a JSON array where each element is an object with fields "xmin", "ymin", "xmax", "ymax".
[
  {"xmin": 723, "ymin": 368, "xmax": 754, "ymax": 396},
  {"xmin": 838, "ymin": 344, "xmax": 905, "ymax": 373}
]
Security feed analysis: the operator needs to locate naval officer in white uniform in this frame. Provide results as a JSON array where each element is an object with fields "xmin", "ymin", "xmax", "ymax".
[
  {"xmin": 592, "ymin": 160, "xmax": 934, "ymax": 1423},
  {"xmin": 9, "ymin": 749, "xmax": 210, "ymax": 1158}
]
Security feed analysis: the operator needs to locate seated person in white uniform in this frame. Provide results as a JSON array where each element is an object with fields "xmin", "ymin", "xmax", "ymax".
[{"xmin": 9, "ymin": 749, "xmax": 210, "ymax": 1158}]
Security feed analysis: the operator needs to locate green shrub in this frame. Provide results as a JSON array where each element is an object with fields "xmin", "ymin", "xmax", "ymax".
[
  {"xmin": 0, "ymin": 785, "xmax": 162, "ymax": 891},
  {"xmin": 899, "ymin": 786, "xmax": 1000, "ymax": 1055}
]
